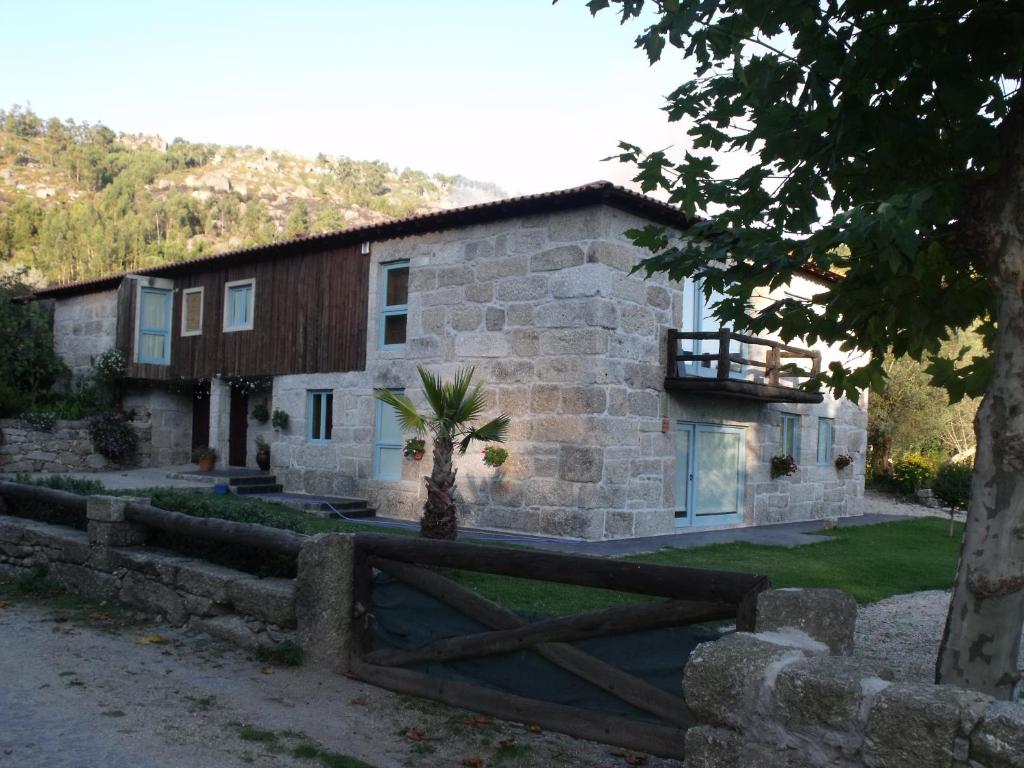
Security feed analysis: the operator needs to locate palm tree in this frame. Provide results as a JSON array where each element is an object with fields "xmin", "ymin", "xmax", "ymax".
[{"xmin": 374, "ymin": 366, "xmax": 510, "ymax": 540}]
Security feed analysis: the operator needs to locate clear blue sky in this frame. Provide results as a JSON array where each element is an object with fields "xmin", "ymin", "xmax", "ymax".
[{"xmin": 1, "ymin": 1, "xmax": 695, "ymax": 194}]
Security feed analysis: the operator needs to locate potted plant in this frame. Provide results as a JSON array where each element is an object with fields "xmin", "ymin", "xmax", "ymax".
[
  {"xmin": 404, "ymin": 437, "xmax": 426, "ymax": 461},
  {"xmin": 192, "ymin": 446, "xmax": 218, "ymax": 472},
  {"xmin": 482, "ymin": 446, "xmax": 508, "ymax": 468},
  {"xmin": 255, "ymin": 435, "xmax": 271, "ymax": 471},
  {"xmin": 251, "ymin": 403, "xmax": 270, "ymax": 424},
  {"xmin": 770, "ymin": 454, "xmax": 798, "ymax": 479},
  {"xmin": 834, "ymin": 453, "xmax": 853, "ymax": 470},
  {"xmin": 271, "ymin": 409, "xmax": 290, "ymax": 432}
]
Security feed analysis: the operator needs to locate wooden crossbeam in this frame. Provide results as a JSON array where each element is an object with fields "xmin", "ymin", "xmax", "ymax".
[
  {"xmin": 369, "ymin": 556, "xmax": 697, "ymax": 728},
  {"xmin": 363, "ymin": 592, "xmax": 734, "ymax": 668},
  {"xmin": 349, "ymin": 659, "xmax": 688, "ymax": 760}
]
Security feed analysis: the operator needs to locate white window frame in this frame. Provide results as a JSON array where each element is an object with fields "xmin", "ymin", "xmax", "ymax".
[
  {"xmin": 780, "ymin": 412, "xmax": 800, "ymax": 459},
  {"xmin": 223, "ymin": 278, "xmax": 256, "ymax": 332},
  {"xmin": 181, "ymin": 287, "xmax": 204, "ymax": 337},
  {"xmin": 379, "ymin": 261, "xmax": 409, "ymax": 351}
]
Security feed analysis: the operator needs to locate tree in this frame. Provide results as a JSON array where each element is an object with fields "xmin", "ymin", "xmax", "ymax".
[
  {"xmin": 583, "ymin": 0, "xmax": 1024, "ymax": 697},
  {"xmin": 0, "ymin": 269, "xmax": 67, "ymax": 409},
  {"xmin": 375, "ymin": 367, "xmax": 510, "ymax": 540},
  {"xmin": 285, "ymin": 201, "xmax": 310, "ymax": 238}
]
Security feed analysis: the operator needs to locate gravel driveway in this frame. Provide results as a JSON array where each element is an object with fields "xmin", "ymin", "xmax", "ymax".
[{"xmin": 0, "ymin": 595, "xmax": 680, "ymax": 768}]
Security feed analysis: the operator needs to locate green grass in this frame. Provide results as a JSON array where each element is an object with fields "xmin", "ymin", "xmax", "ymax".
[{"xmin": 632, "ymin": 518, "xmax": 964, "ymax": 604}]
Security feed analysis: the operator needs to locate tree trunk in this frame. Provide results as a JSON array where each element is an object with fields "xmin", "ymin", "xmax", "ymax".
[
  {"xmin": 420, "ymin": 435, "xmax": 458, "ymax": 540},
  {"xmin": 936, "ymin": 97, "xmax": 1024, "ymax": 699}
]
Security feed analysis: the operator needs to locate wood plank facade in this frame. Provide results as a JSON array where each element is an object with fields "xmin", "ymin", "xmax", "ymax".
[{"xmin": 114, "ymin": 243, "xmax": 370, "ymax": 381}]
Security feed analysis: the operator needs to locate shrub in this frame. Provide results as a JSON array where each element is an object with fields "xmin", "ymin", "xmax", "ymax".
[
  {"xmin": 482, "ymin": 446, "xmax": 508, "ymax": 467},
  {"xmin": 87, "ymin": 411, "xmax": 139, "ymax": 463},
  {"xmin": 251, "ymin": 403, "xmax": 270, "ymax": 423},
  {"xmin": 933, "ymin": 462, "xmax": 972, "ymax": 511},
  {"xmin": 771, "ymin": 454, "xmax": 799, "ymax": 479},
  {"xmin": 23, "ymin": 409, "xmax": 57, "ymax": 432},
  {"xmin": 0, "ymin": 381, "xmax": 26, "ymax": 417},
  {"xmin": 891, "ymin": 452, "xmax": 938, "ymax": 494},
  {"xmin": 14, "ymin": 472, "xmax": 107, "ymax": 496},
  {"xmin": 92, "ymin": 348, "xmax": 126, "ymax": 381}
]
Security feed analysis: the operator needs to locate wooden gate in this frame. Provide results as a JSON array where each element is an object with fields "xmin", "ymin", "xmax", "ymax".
[{"xmin": 348, "ymin": 534, "xmax": 770, "ymax": 760}]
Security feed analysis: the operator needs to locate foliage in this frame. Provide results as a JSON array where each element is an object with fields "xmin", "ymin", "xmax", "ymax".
[
  {"xmin": 271, "ymin": 409, "xmax": 289, "ymax": 430},
  {"xmin": 191, "ymin": 445, "xmax": 217, "ymax": 462},
  {"xmin": 87, "ymin": 411, "xmax": 138, "ymax": 463},
  {"xmin": 933, "ymin": 463, "xmax": 973, "ymax": 512},
  {"xmin": 2, "ymin": 478, "xmax": 89, "ymax": 529},
  {"xmin": 91, "ymin": 348, "xmax": 126, "ymax": 381},
  {"xmin": 254, "ymin": 435, "xmax": 270, "ymax": 453},
  {"xmin": 255, "ymin": 639, "xmax": 303, "ymax": 667},
  {"xmin": 770, "ymin": 454, "xmax": 798, "ymax": 480},
  {"xmin": 834, "ymin": 454, "xmax": 853, "ymax": 471},
  {"xmin": 403, "ymin": 437, "xmax": 425, "ymax": 457},
  {"xmin": 14, "ymin": 472, "xmax": 106, "ymax": 495},
  {"xmin": 375, "ymin": 366, "xmax": 510, "ymax": 539},
  {"xmin": 250, "ymin": 403, "xmax": 269, "ymax": 423},
  {"xmin": 14, "ymin": 565, "xmax": 64, "ymax": 597},
  {"xmin": 0, "ymin": 269, "xmax": 67, "ymax": 409},
  {"xmin": 587, "ymin": 1, "xmax": 1022, "ymax": 404},
  {"xmin": 482, "ymin": 446, "xmax": 509, "ymax": 467},
  {"xmin": 23, "ymin": 409, "xmax": 57, "ymax": 431},
  {"xmin": 891, "ymin": 453, "xmax": 938, "ymax": 495}
]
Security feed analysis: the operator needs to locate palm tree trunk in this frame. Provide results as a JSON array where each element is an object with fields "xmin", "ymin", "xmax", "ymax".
[{"xmin": 421, "ymin": 436, "xmax": 458, "ymax": 540}]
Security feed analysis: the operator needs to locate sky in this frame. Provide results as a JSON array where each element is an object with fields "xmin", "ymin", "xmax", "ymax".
[{"xmin": 1, "ymin": 0, "xmax": 697, "ymax": 195}]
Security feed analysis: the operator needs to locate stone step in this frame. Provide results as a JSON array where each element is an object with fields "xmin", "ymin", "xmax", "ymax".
[
  {"xmin": 228, "ymin": 475, "xmax": 277, "ymax": 487},
  {"xmin": 233, "ymin": 483, "xmax": 284, "ymax": 495}
]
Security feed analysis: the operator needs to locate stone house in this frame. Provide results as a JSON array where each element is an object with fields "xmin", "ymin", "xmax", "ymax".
[{"xmin": 31, "ymin": 181, "xmax": 867, "ymax": 540}]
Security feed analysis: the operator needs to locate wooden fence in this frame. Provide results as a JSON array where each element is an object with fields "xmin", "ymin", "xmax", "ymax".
[{"xmin": 348, "ymin": 533, "xmax": 770, "ymax": 759}]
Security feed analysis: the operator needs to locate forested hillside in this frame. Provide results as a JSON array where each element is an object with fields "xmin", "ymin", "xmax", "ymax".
[{"xmin": 0, "ymin": 105, "xmax": 505, "ymax": 286}]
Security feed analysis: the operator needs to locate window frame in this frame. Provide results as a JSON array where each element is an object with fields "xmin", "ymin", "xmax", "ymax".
[
  {"xmin": 306, "ymin": 389, "xmax": 334, "ymax": 444},
  {"xmin": 223, "ymin": 278, "xmax": 256, "ymax": 333},
  {"xmin": 136, "ymin": 285, "xmax": 173, "ymax": 365},
  {"xmin": 379, "ymin": 261, "xmax": 409, "ymax": 351},
  {"xmin": 817, "ymin": 417, "xmax": 835, "ymax": 465},
  {"xmin": 180, "ymin": 287, "xmax": 204, "ymax": 337},
  {"xmin": 374, "ymin": 388, "xmax": 405, "ymax": 480},
  {"xmin": 779, "ymin": 412, "xmax": 800, "ymax": 459}
]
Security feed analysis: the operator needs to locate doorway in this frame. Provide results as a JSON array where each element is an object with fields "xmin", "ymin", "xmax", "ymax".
[
  {"xmin": 191, "ymin": 381, "xmax": 211, "ymax": 452},
  {"xmin": 675, "ymin": 422, "xmax": 745, "ymax": 528},
  {"xmin": 228, "ymin": 388, "xmax": 249, "ymax": 467}
]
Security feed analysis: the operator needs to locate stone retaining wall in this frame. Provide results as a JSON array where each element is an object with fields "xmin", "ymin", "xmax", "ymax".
[
  {"xmin": 0, "ymin": 418, "xmax": 152, "ymax": 473},
  {"xmin": 0, "ymin": 497, "xmax": 354, "ymax": 663},
  {"xmin": 684, "ymin": 588, "xmax": 1024, "ymax": 768}
]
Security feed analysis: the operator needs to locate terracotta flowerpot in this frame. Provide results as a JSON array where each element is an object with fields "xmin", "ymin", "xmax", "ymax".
[
  {"xmin": 197, "ymin": 456, "xmax": 215, "ymax": 472},
  {"xmin": 256, "ymin": 450, "xmax": 271, "ymax": 471},
  {"xmin": 413, "ymin": 451, "xmax": 424, "ymax": 461}
]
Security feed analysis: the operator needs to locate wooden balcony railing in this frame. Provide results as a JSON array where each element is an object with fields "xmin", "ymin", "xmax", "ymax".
[{"xmin": 665, "ymin": 329, "xmax": 824, "ymax": 404}]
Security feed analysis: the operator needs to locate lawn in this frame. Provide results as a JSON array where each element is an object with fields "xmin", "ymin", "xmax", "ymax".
[{"xmin": 9, "ymin": 477, "xmax": 964, "ymax": 611}]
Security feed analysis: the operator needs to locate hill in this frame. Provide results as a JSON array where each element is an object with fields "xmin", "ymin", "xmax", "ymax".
[{"xmin": 0, "ymin": 104, "xmax": 506, "ymax": 286}]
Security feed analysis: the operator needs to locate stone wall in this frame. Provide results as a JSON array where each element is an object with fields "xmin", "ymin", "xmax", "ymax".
[
  {"xmin": 52, "ymin": 288, "xmax": 118, "ymax": 377},
  {"xmin": 0, "ymin": 496, "xmax": 355, "ymax": 664},
  {"xmin": 123, "ymin": 386, "xmax": 194, "ymax": 466},
  {"xmin": 0, "ymin": 418, "xmax": 152, "ymax": 473},
  {"xmin": 270, "ymin": 203, "xmax": 867, "ymax": 538},
  {"xmin": 684, "ymin": 588, "xmax": 1024, "ymax": 768}
]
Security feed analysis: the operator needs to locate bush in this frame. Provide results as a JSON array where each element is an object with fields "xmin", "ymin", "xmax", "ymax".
[
  {"xmin": 933, "ymin": 462, "xmax": 972, "ymax": 511},
  {"xmin": 0, "ymin": 381, "xmax": 26, "ymax": 417},
  {"xmin": 891, "ymin": 452, "xmax": 938, "ymax": 494},
  {"xmin": 771, "ymin": 454, "xmax": 799, "ymax": 479},
  {"xmin": 92, "ymin": 348, "xmax": 126, "ymax": 381},
  {"xmin": 15, "ymin": 472, "xmax": 107, "ymax": 496},
  {"xmin": 23, "ymin": 409, "xmax": 57, "ymax": 432},
  {"xmin": 87, "ymin": 411, "xmax": 139, "ymax": 463}
]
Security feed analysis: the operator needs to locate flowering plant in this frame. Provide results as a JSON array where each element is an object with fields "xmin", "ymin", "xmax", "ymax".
[
  {"xmin": 482, "ymin": 446, "xmax": 508, "ymax": 467},
  {"xmin": 834, "ymin": 453, "xmax": 853, "ymax": 470},
  {"xmin": 770, "ymin": 454, "xmax": 799, "ymax": 479}
]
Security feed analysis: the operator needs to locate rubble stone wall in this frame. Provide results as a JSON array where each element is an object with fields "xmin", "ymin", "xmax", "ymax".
[{"xmin": 0, "ymin": 418, "xmax": 152, "ymax": 473}]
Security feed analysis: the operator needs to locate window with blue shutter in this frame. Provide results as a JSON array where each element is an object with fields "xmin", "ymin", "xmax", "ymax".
[{"xmin": 137, "ymin": 287, "xmax": 172, "ymax": 365}]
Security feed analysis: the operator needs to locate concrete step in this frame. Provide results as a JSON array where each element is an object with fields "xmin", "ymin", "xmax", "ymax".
[
  {"xmin": 228, "ymin": 475, "xmax": 277, "ymax": 487},
  {"xmin": 233, "ymin": 483, "xmax": 284, "ymax": 495}
]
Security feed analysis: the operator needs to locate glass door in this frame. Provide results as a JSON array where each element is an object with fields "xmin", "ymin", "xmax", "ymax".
[
  {"xmin": 676, "ymin": 422, "xmax": 746, "ymax": 527},
  {"xmin": 681, "ymin": 279, "xmax": 744, "ymax": 379}
]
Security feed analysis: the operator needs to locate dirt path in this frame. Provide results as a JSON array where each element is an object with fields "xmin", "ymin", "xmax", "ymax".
[{"xmin": 0, "ymin": 591, "xmax": 680, "ymax": 768}]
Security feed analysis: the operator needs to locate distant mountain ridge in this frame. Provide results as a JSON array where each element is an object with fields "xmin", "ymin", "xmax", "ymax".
[{"xmin": 0, "ymin": 104, "xmax": 507, "ymax": 286}]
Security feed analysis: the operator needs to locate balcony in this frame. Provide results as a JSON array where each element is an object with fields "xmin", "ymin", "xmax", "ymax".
[{"xmin": 665, "ymin": 329, "xmax": 824, "ymax": 404}]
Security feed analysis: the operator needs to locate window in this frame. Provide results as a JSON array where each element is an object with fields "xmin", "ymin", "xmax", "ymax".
[
  {"xmin": 817, "ymin": 418, "xmax": 835, "ymax": 465},
  {"xmin": 374, "ymin": 389, "xmax": 404, "ymax": 479},
  {"xmin": 181, "ymin": 287, "xmax": 204, "ymax": 336},
  {"xmin": 223, "ymin": 278, "xmax": 255, "ymax": 332},
  {"xmin": 137, "ymin": 286, "xmax": 172, "ymax": 365},
  {"xmin": 380, "ymin": 261, "xmax": 409, "ymax": 349},
  {"xmin": 780, "ymin": 413, "xmax": 800, "ymax": 458},
  {"xmin": 307, "ymin": 390, "xmax": 334, "ymax": 443}
]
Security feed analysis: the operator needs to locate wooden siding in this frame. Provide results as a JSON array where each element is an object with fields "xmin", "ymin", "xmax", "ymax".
[{"xmin": 118, "ymin": 244, "xmax": 370, "ymax": 381}]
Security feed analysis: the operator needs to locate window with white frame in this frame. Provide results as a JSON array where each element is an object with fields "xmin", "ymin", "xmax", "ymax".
[
  {"xmin": 307, "ymin": 390, "xmax": 333, "ymax": 443},
  {"xmin": 137, "ymin": 286, "xmax": 172, "ymax": 365},
  {"xmin": 223, "ymin": 278, "xmax": 255, "ymax": 332},
  {"xmin": 780, "ymin": 413, "xmax": 800, "ymax": 458},
  {"xmin": 380, "ymin": 261, "xmax": 409, "ymax": 349},
  {"xmin": 181, "ymin": 287, "xmax": 204, "ymax": 336},
  {"xmin": 374, "ymin": 390, "xmax": 404, "ymax": 479},
  {"xmin": 817, "ymin": 417, "xmax": 835, "ymax": 464}
]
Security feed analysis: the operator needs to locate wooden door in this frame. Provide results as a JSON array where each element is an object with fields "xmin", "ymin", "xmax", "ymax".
[
  {"xmin": 229, "ymin": 389, "xmax": 248, "ymax": 467},
  {"xmin": 191, "ymin": 381, "xmax": 211, "ymax": 451}
]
